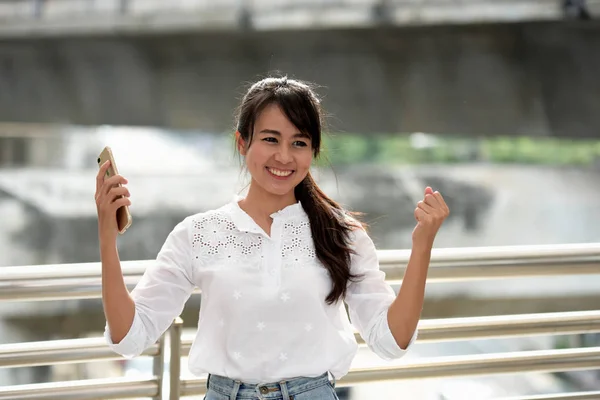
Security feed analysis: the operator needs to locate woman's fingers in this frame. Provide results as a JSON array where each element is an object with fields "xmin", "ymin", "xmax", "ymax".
[
  {"xmin": 102, "ymin": 174, "xmax": 128, "ymax": 195},
  {"xmin": 112, "ymin": 197, "xmax": 132, "ymax": 210},
  {"xmin": 108, "ymin": 186, "xmax": 130, "ymax": 202},
  {"xmin": 96, "ymin": 160, "xmax": 110, "ymax": 194},
  {"xmin": 433, "ymin": 191, "xmax": 450, "ymax": 215},
  {"xmin": 417, "ymin": 200, "xmax": 435, "ymax": 214}
]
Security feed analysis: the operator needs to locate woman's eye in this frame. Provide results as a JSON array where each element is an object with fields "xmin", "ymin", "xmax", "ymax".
[
  {"xmin": 294, "ymin": 141, "xmax": 308, "ymax": 147},
  {"xmin": 263, "ymin": 137, "xmax": 277, "ymax": 143}
]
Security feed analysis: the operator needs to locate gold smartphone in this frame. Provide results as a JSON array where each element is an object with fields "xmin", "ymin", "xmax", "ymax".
[{"xmin": 97, "ymin": 146, "xmax": 132, "ymax": 235}]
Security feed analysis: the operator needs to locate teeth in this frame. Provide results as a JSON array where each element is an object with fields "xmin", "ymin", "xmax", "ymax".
[{"xmin": 268, "ymin": 168, "xmax": 293, "ymax": 177}]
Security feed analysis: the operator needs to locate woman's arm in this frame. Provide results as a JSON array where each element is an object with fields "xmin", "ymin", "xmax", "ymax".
[
  {"xmin": 95, "ymin": 161, "xmax": 136, "ymax": 344},
  {"xmin": 95, "ymin": 161, "xmax": 197, "ymax": 357},
  {"xmin": 103, "ymin": 218, "xmax": 197, "ymax": 358},
  {"xmin": 386, "ymin": 245, "xmax": 431, "ymax": 349},
  {"xmin": 387, "ymin": 187, "xmax": 449, "ymax": 348},
  {"xmin": 101, "ymin": 239, "xmax": 135, "ymax": 344},
  {"xmin": 344, "ymin": 187, "xmax": 448, "ymax": 359},
  {"xmin": 344, "ymin": 228, "xmax": 415, "ymax": 360}
]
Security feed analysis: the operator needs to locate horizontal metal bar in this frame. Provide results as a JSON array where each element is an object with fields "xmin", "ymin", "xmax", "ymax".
[
  {"xmin": 0, "ymin": 337, "xmax": 159, "ymax": 369},
  {"xmin": 0, "ymin": 261, "xmax": 152, "ymax": 282},
  {"xmin": 0, "ymin": 310, "xmax": 592, "ymax": 370},
  {"xmin": 0, "ymin": 277, "xmax": 140, "ymax": 302},
  {"xmin": 179, "ymin": 346, "xmax": 600, "ymax": 396},
  {"xmin": 499, "ymin": 390, "xmax": 600, "ymax": 400},
  {"xmin": 416, "ymin": 310, "xmax": 600, "ymax": 342},
  {"xmin": 339, "ymin": 346, "xmax": 600, "ymax": 386},
  {"xmin": 384, "ymin": 260, "xmax": 600, "ymax": 283},
  {"xmin": 1, "ymin": 244, "xmax": 598, "ymax": 302},
  {"xmin": 3, "ymin": 243, "xmax": 599, "ymax": 282},
  {"xmin": 380, "ymin": 243, "xmax": 600, "ymax": 282},
  {"xmin": 181, "ymin": 310, "xmax": 600, "ymax": 353},
  {"xmin": 3, "ymin": 259, "xmax": 599, "ymax": 302},
  {"xmin": 0, "ymin": 377, "xmax": 159, "ymax": 400},
  {"xmin": 379, "ymin": 243, "xmax": 600, "ymax": 265}
]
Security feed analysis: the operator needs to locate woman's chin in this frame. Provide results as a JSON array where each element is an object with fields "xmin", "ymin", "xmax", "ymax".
[
  {"xmin": 258, "ymin": 180, "xmax": 298, "ymax": 198},
  {"xmin": 267, "ymin": 185, "xmax": 296, "ymax": 197}
]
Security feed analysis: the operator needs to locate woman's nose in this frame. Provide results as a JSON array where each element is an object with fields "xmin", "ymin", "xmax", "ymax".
[{"xmin": 274, "ymin": 147, "xmax": 292, "ymax": 164}]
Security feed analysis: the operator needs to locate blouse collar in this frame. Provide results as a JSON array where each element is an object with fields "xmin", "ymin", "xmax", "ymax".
[{"xmin": 224, "ymin": 196, "xmax": 306, "ymax": 234}]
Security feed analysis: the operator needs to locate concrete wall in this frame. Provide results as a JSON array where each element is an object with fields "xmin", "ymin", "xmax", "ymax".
[{"xmin": 0, "ymin": 21, "xmax": 599, "ymax": 137}]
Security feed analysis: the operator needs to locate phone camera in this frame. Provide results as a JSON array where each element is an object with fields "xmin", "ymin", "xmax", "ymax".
[{"xmin": 97, "ymin": 158, "xmax": 101, "ymax": 164}]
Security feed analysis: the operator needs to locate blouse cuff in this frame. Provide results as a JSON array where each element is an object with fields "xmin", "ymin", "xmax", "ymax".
[
  {"xmin": 375, "ymin": 312, "xmax": 418, "ymax": 360},
  {"xmin": 104, "ymin": 308, "xmax": 145, "ymax": 359}
]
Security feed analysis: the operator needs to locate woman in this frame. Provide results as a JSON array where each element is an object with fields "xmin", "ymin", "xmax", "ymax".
[{"xmin": 95, "ymin": 76, "xmax": 449, "ymax": 400}]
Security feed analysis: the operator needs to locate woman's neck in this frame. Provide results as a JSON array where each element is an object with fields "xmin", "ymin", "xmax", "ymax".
[{"xmin": 239, "ymin": 180, "xmax": 297, "ymax": 222}]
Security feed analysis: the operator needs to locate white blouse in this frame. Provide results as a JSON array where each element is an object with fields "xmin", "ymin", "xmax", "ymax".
[{"xmin": 105, "ymin": 200, "xmax": 417, "ymax": 383}]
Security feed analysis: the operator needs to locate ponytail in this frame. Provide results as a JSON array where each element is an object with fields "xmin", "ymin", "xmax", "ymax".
[{"xmin": 295, "ymin": 172, "xmax": 364, "ymax": 305}]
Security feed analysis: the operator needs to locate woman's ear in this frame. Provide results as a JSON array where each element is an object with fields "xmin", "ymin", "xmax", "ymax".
[{"xmin": 236, "ymin": 131, "xmax": 247, "ymax": 156}]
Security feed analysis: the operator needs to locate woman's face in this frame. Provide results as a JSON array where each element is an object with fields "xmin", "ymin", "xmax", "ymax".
[{"xmin": 239, "ymin": 103, "xmax": 314, "ymax": 198}]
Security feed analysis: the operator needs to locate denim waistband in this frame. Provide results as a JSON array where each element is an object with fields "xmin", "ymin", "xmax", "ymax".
[{"xmin": 206, "ymin": 371, "xmax": 334, "ymax": 399}]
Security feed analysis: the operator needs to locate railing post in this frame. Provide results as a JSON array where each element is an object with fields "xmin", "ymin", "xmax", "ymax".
[
  {"xmin": 153, "ymin": 333, "xmax": 165, "ymax": 400},
  {"xmin": 238, "ymin": 0, "xmax": 252, "ymax": 30},
  {"xmin": 31, "ymin": 0, "xmax": 44, "ymax": 18},
  {"xmin": 372, "ymin": 0, "xmax": 393, "ymax": 25},
  {"xmin": 119, "ymin": 0, "xmax": 130, "ymax": 14},
  {"xmin": 169, "ymin": 317, "xmax": 183, "ymax": 400}
]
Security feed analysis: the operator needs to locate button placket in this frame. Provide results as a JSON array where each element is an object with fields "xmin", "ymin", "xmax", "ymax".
[{"xmin": 266, "ymin": 217, "xmax": 284, "ymax": 287}]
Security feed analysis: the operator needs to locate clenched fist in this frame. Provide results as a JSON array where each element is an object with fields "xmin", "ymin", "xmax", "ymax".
[{"xmin": 412, "ymin": 186, "xmax": 449, "ymax": 249}]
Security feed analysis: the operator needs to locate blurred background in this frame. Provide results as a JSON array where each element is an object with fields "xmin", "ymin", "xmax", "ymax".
[{"xmin": 0, "ymin": 0, "xmax": 600, "ymax": 399}]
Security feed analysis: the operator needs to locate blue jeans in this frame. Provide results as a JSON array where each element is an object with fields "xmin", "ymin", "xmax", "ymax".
[{"xmin": 203, "ymin": 371, "xmax": 340, "ymax": 400}]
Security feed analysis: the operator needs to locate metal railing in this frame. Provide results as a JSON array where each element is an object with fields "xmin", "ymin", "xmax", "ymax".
[
  {"xmin": 2, "ymin": 242, "xmax": 600, "ymax": 302},
  {"xmin": 0, "ymin": 243, "xmax": 599, "ymax": 399},
  {"xmin": 0, "ymin": 337, "xmax": 164, "ymax": 399}
]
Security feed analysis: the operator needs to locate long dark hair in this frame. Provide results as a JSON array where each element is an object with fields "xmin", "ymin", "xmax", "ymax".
[{"xmin": 235, "ymin": 76, "xmax": 364, "ymax": 305}]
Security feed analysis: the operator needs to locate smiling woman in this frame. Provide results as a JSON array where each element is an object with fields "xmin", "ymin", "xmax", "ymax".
[
  {"xmin": 234, "ymin": 78, "xmax": 363, "ymax": 306},
  {"xmin": 97, "ymin": 75, "xmax": 449, "ymax": 400}
]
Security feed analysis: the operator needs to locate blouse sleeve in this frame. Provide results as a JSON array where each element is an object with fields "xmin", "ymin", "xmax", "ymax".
[
  {"xmin": 104, "ymin": 217, "xmax": 196, "ymax": 358},
  {"xmin": 344, "ymin": 227, "xmax": 417, "ymax": 360}
]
